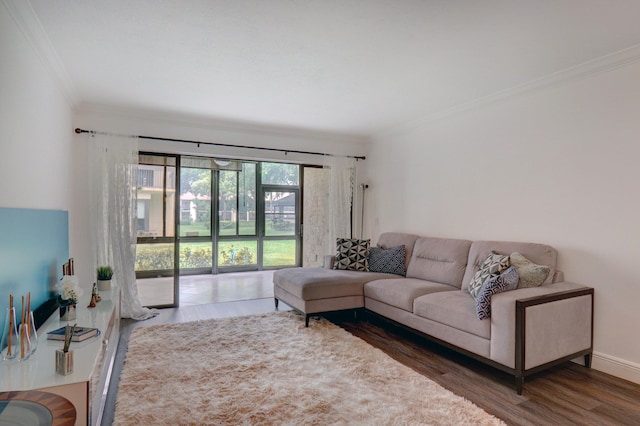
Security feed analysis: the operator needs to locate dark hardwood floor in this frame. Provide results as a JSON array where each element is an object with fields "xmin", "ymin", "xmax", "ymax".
[
  {"xmin": 324, "ymin": 310, "xmax": 640, "ymax": 426},
  {"xmin": 104, "ymin": 300, "xmax": 640, "ymax": 425}
]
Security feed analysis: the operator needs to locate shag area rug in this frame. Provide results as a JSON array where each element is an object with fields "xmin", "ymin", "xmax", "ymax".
[{"xmin": 114, "ymin": 311, "xmax": 505, "ymax": 425}]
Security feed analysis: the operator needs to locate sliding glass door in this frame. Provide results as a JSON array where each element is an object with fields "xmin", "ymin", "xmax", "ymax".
[{"xmin": 135, "ymin": 156, "xmax": 304, "ymax": 308}]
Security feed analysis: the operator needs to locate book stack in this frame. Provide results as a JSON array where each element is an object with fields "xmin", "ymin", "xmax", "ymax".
[{"xmin": 47, "ymin": 326, "xmax": 100, "ymax": 342}]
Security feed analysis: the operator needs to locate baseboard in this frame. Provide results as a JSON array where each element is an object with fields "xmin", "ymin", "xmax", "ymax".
[{"xmin": 589, "ymin": 351, "xmax": 640, "ymax": 385}]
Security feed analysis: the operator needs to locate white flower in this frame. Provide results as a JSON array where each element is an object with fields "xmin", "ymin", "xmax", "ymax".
[{"xmin": 58, "ymin": 275, "xmax": 83, "ymax": 304}]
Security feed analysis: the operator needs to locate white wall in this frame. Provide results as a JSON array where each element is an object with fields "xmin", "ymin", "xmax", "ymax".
[
  {"xmin": 367, "ymin": 59, "xmax": 640, "ymax": 384},
  {"xmin": 0, "ymin": 3, "xmax": 73, "ymax": 211},
  {"xmin": 0, "ymin": 3, "xmax": 75, "ymax": 315}
]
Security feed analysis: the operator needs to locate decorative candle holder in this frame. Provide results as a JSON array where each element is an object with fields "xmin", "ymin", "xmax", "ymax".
[{"xmin": 55, "ymin": 349, "xmax": 74, "ymax": 375}]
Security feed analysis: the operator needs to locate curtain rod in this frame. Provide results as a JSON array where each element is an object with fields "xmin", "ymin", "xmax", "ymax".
[{"xmin": 74, "ymin": 128, "xmax": 366, "ymax": 161}]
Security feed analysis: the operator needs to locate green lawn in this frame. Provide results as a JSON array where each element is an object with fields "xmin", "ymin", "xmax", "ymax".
[
  {"xmin": 180, "ymin": 223, "xmax": 211, "ymax": 236},
  {"xmin": 262, "ymin": 240, "xmax": 296, "ymax": 266}
]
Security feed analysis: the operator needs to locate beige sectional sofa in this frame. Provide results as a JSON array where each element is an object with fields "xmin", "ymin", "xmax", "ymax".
[{"xmin": 273, "ymin": 232, "xmax": 594, "ymax": 394}]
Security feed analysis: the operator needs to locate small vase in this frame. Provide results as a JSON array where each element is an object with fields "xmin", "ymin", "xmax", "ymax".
[
  {"xmin": 18, "ymin": 322, "xmax": 32, "ymax": 361},
  {"xmin": 59, "ymin": 304, "xmax": 77, "ymax": 321},
  {"xmin": 55, "ymin": 349, "xmax": 74, "ymax": 375},
  {"xmin": 1, "ymin": 307, "xmax": 19, "ymax": 362},
  {"xmin": 26, "ymin": 310, "xmax": 38, "ymax": 357}
]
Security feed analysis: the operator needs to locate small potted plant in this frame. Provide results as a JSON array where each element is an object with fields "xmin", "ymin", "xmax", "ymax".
[{"xmin": 96, "ymin": 266, "xmax": 114, "ymax": 291}]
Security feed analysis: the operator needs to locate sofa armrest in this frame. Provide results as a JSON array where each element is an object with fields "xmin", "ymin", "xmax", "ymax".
[
  {"xmin": 323, "ymin": 255, "xmax": 335, "ymax": 269},
  {"xmin": 490, "ymin": 282, "xmax": 593, "ymax": 370}
]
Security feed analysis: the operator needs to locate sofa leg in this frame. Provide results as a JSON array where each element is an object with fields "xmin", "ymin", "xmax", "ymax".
[
  {"xmin": 355, "ymin": 308, "xmax": 367, "ymax": 322},
  {"xmin": 515, "ymin": 376, "xmax": 524, "ymax": 395},
  {"xmin": 305, "ymin": 314, "xmax": 310, "ymax": 327},
  {"xmin": 274, "ymin": 298, "xmax": 279, "ymax": 310},
  {"xmin": 584, "ymin": 353, "xmax": 592, "ymax": 368}
]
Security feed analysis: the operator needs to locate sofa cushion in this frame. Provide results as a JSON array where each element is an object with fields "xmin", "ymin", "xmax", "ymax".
[
  {"xmin": 475, "ymin": 266, "xmax": 519, "ymax": 320},
  {"xmin": 333, "ymin": 238, "xmax": 370, "ymax": 271},
  {"xmin": 377, "ymin": 232, "xmax": 420, "ymax": 269},
  {"xmin": 369, "ymin": 245, "xmax": 406, "ymax": 276},
  {"xmin": 461, "ymin": 241, "xmax": 558, "ymax": 291},
  {"xmin": 510, "ymin": 252, "xmax": 550, "ymax": 289},
  {"xmin": 467, "ymin": 252, "xmax": 510, "ymax": 300},
  {"xmin": 364, "ymin": 278, "xmax": 455, "ymax": 312},
  {"xmin": 413, "ymin": 291, "xmax": 491, "ymax": 339},
  {"xmin": 405, "ymin": 237, "xmax": 472, "ymax": 287},
  {"xmin": 274, "ymin": 267, "xmax": 398, "ymax": 301}
]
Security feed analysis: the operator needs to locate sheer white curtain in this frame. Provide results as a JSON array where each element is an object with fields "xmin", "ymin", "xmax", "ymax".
[
  {"xmin": 323, "ymin": 156, "xmax": 356, "ymax": 255},
  {"xmin": 88, "ymin": 133, "xmax": 158, "ymax": 320}
]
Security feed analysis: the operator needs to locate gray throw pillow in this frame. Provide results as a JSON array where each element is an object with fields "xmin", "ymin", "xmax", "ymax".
[
  {"xmin": 369, "ymin": 245, "xmax": 406, "ymax": 276},
  {"xmin": 468, "ymin": 252, "xmax": 510, "ymax": 300},
  {"xmin": 510, "ymin": 252, "xmax": 550, "ymax": 288},
  {"xmin": 475, "ymin": 266, "xmax": 520, "ymax": 320},
  {"xmin": 333, "ymin": 238, "xmax": 370, "ymax": 271}
]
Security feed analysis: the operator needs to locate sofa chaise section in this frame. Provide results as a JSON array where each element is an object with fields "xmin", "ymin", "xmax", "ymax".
[{"xmin": 273, "ymin": 267, "xmax": 398, "ymax": 326}]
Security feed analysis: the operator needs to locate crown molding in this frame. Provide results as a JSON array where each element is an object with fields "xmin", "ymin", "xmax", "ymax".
[
  {"xmin": 3, "ymin": 0, "xmax": 78, "ymax": 106},
  {"xmin": 381, "ymin": 43, "xmax": 640, "ymax": 137}
]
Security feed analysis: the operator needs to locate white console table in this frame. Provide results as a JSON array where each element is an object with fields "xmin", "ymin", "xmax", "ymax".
[{"xmin": 0, "ymin": 287, "xmax": 120, "ymax": 426}]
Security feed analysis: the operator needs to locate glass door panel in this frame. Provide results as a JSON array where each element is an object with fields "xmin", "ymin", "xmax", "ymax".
[
  {"xmin": 179, "ymin": 242, "xmax": 213, "ymax": 269},
  {"xmin": 179, "ymin": 167, "xmax": 212, "ymax": 238},
  {"xmin": 217, "ymin": 240, "xmax": 258, "ymax": 267},
  {"xmin": 135, "ymin": 154, "xmax": 178, "ymax": 308},
  {"xmin": 136, "ymin": 164, "xmax": 175, "ymax": 238},
  {"xmin": 263, "ymin": 240, "xmax": 296, "ymax": 266},
  {"xmin": 262, "ymin": 189, "xmax": 299, "ymax": 268},
  {"xmin": 135, "ymin": 243, "xmax": 174, "ymax": 272},
  {"xmin": 238, "ymin": 163, "xmax": 256, "ymax": 235},
  {"xmin": 217, "ymin": 163, "xmax": 257, "ymax": 236},
  {"xmin": 135, "ymin": 243, "xmax": 174, "ymax": 306},
  {"xmin": 264, "ymin": 191, "xmax": 296, "ymax": 236},
  {"xmin": 218, "ymin": 170, "xmax": 238, "ymax": 236}
]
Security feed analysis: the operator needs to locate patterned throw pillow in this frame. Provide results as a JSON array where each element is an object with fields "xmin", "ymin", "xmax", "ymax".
[
  {"xmin": 369, "ymin": 245, "xmax": 406, "ymax": 276},
  {"xmin": 510, "ymin": 252, "xmax": 550, "ymax": 288},
  {"xmin": 468, "ymin": 252, "xmax": 510, "ymax": 300},
  {"xmin": 475, "ymin": 266, "xmax": 520, "ymax": 320},
  {"xmin": 333, "ymin": 238, "xmax": 370, "ymax": 271}
]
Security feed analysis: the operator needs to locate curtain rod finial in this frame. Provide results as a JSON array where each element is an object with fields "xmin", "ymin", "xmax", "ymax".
[{"xmin": 74, "ymin": 128, "xmax": 83, "ymax": 134}]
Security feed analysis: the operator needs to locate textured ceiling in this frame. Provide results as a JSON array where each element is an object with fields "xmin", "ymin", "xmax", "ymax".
[{"xmin": 26, "ymin": 0, "xmax": 640, "ymax": 137}]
